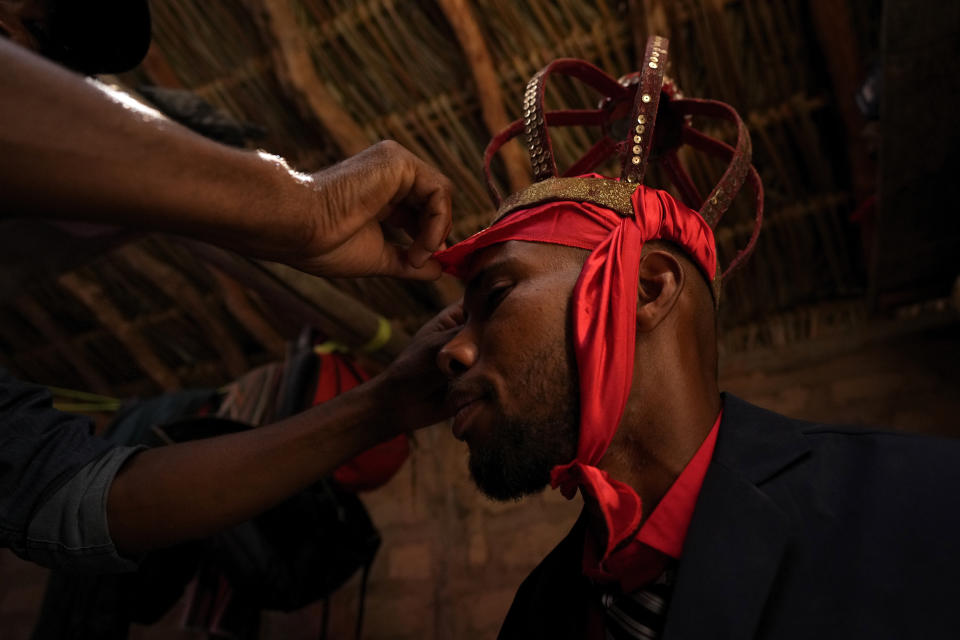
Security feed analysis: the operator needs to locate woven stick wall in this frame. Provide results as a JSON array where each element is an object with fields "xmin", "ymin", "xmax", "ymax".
[
  {"xmin": 0, "ymin": 0, "xmax": 882, "ymax": 395},
  {"xmin": 135, "ymin": 0, "xmax": 875, "ymax": 327}
]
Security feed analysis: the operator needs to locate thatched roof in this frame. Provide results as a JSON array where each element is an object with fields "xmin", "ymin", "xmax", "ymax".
[{"xmin": 1, "ymin": 0, "xmax": 888, "ymax": 396}]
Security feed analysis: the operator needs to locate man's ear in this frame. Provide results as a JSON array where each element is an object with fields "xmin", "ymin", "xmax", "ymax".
[{"xmin": 636, "ymin": 249, "xmax": 685, "ymax": 333}]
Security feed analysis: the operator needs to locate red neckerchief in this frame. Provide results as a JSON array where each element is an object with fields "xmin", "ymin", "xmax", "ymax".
[
  {"xmin": 436, "ymin": 180, "xmax": 717, "ymax": 580},
  {"xmin": 582, "ymin": 410, "xmax": 721, "ymax": 593}
]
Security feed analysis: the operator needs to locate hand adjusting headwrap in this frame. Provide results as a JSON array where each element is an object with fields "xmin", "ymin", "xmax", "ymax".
[{"xmin": 436, "ymin": 37, "xmax": 763, "ymax": 567}]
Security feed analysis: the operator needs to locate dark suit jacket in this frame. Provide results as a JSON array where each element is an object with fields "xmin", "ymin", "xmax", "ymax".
[{"xmin": 499, "ymin": 394, "xmax": 960, "ymax": 639}]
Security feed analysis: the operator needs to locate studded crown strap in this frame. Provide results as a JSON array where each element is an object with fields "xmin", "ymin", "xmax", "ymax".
[{"xmin": 621, "ymin": 35, "xmax": 668, "ymax": 184}]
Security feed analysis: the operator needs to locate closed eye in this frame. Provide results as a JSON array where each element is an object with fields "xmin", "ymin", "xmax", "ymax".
[{"xmin": 485, "ymin": 283, "xmax": 512, "ymax": 314}]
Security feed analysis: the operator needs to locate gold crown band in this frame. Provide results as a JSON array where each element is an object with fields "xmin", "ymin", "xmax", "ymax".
[{"xmin": 492, "ymin": 178, "xmax": 636, "ymax": 225}]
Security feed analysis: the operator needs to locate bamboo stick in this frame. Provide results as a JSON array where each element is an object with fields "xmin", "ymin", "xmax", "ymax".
[
  {"xmin": 258, "ymin": 261, "xmax": 411, "ymax": 358},
  {"xmin": 184, "ymin": 241, "xmax": 410, "ymax": 362}
]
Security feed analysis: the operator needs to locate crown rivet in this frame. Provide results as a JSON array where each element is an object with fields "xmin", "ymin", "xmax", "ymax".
[
  {"xmin": 631, "ymin": 156, "xmax": 641, "ymax": 165},
  {"xmin": 641, "ymin": 94, "xmax": 651, "ymax": 103}
]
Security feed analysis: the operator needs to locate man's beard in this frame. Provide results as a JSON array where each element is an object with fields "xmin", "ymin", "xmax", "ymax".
[{"xmin": 467, "ymin": 350, "xmax": 580, "ymax": 501}]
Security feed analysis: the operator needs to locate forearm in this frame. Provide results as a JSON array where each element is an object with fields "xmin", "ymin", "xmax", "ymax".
[
  {"xmin": 106, "ymin": 380, "xmax": 394, "ymax": 554},
  {"xmin": 0, "ymin": 37, "xmax": 314, "ymax": 257}
]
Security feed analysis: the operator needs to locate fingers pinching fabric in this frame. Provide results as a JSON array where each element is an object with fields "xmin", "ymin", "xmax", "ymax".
[{"xmin": 435, "ymin": 36, "xmax": 764, "ymax": 571}]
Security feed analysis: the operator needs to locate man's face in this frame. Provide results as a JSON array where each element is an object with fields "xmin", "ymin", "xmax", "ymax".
[{"xmin": 439, "ymin": 240, "xmax": 585, "ymax": 501}]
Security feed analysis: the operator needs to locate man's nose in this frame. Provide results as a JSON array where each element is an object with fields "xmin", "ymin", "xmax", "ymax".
[{"xmin": 437, "ymin": 330, "xmax": 478, "ymax": 377}]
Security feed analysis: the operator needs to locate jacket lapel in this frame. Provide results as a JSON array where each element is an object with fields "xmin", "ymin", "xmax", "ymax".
[{"xmin": 662, "ymin": 394, "xmax": 810, "ymax": 640}]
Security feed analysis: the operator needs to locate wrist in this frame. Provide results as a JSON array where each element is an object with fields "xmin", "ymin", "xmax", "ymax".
[
  {"xmin": 186, "ymin": 148, "xmax": 319, "ymax": 263},
  {"xmin": 246, "ymin": 151, "xmax": 320, "ymax": 260},
  {"xmin": 357, "ymin": 374, "xmax": 405, "ymax": 441}
]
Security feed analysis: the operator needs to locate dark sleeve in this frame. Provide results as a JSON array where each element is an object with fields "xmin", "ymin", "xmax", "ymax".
[
  {"xmin": 0, "ymin": 369, "xmax": 116, "ymax": 560},
  {"xmin": 26, "ymin": 444, "xmax": 144, "ymax": 571}
]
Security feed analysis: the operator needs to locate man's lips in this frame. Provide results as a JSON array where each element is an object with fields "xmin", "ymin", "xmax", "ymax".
[
  {"xmin": 447, "ymin": 377, "xmax": 497, "ymax": 440},
  {"xmin": 451, "ymin": 397, "xmax": 484, "ymax": 440}
]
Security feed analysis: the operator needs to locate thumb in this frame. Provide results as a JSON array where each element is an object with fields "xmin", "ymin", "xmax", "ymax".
[{"xmin": 378, "ymin": 245, "xmax": 443, "ymax": 280}]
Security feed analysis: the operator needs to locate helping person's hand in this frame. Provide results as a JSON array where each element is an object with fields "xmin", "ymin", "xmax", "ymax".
[
  {"xmin": 268, "ymin": 141, "xmax": 454, "ymax": 280},
  {"xmin": 370, "ymin": 301, "xmax": 465, "ymax": 434},
  {"xmin": 2, "ymin": 42, "xmax": 454, "ymax": 282}
]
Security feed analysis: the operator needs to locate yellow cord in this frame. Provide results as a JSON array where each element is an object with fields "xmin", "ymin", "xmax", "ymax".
[
  {"xmin": 359, "ymin": 315, "xmax": 392, "ymax": 353},
  {"xmin": 313, "ymin": 315, "xmax": 392, "ymax": 356}
]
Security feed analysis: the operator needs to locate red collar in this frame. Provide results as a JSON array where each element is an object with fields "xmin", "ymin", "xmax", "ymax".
[{"xmin": 583, "ymin": 409, "xmax": 722, "ymax": 592}]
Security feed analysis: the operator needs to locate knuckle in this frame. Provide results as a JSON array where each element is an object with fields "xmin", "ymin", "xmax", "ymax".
[{"xmin": 375, "ymin": 139, "xmax": 403, "ymax": 156}]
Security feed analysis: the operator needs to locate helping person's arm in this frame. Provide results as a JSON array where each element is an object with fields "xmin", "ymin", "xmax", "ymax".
[
  {"xmin": 106, "ymin": 380, "xmax": 397, "ymax": 554},
  {"xmin": 0, "ymin": 37, "xmax": 452, "ymax": 280},
  {"xmin": 105, "ymin": 303, "xmax": 463, "ymax": 555}
]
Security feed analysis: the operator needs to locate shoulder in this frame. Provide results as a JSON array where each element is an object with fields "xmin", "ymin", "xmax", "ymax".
[
  {"xmin": 798, "ymin": 417, "xmax": 960, "ymax": 488},
  {"xmin": 721, "ymin": 394, "xmax": 960, "ymax": 537},
  {"xmin": 721, "ymin": 392, "xmax": 960, "ymax": 473},
  {"xmin": 801, "ymin": 421, "xmax": 960, "ymax": 468},
  {"xmin": 716, "ymin": 393, "xmax": 960, "ymax": 532}
]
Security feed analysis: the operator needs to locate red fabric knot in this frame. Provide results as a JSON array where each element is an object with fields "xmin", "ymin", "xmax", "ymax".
[
  {"xmin": 550, "ymin": 460, "xmax": 646, "ymax": 557},
  {"xmin": 549, "ymin": 460, "xmax": 583, "ymax": 499}
]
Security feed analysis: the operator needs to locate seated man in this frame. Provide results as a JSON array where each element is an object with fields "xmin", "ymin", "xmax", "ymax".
[{"xmin": 433, "ymin": 41, "xmax": 960, "ymax": 639}]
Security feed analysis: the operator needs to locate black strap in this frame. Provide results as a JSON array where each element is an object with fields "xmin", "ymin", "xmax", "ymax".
[{"xmin": 355, "ymin": 560, "xmax": 372, "ymax": 640}]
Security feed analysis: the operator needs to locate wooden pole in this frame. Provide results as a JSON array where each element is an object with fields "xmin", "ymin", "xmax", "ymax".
[
  {"xmin": 254, "ymin": 0, "xmax": 371, "ymax": 156},
  {"xmin": 437, "ymin": 0, "xmax": 530, "ymax": 194},
  {"xmin": 184, "ymin": 241, "xmax": 410, "ymax": 362}
]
